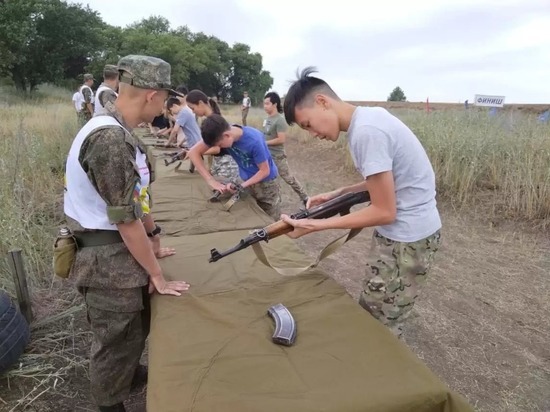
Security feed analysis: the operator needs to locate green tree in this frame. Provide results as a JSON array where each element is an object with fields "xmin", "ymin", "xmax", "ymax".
[
  {"xmin": 0, "ymin": 0, "xmax": 104, "ymax": 92},
  {"xmin": 0, "ymin": 0, "xmax": 39, "ymax": 80},
  {"xmin": 227, "ymin": 43, "xmax": 273, "ymax": 105},
  {"xmin": 387, "ymin": 86, "xmax": 407, "ymax": 102},
  {"xmin": 0, "ymin": 3, "xmax": 273, "ymax": 98}
]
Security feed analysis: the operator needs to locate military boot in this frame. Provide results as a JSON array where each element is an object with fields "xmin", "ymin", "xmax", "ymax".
[{"xmin": 98, "ymin": 402, "xmax": 126, "ymax": 412}]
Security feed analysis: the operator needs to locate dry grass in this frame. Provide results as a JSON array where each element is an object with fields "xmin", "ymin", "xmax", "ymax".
[
  {"xmin": 0, "ymin": 85, "xmax": 77, "ymax": 293},
  {"xmin": 0, "ymin": 86, "xmax": 548, "ymax": 410}
]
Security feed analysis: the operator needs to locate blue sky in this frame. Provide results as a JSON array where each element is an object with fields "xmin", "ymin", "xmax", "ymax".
[{"xmin": 75, "ymin": 0, "xmax": 550, "ymax": 103}]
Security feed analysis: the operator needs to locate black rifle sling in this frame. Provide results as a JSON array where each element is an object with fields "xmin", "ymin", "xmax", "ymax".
[{"xmin": 250, "ymin": 227, "xmax": 363, "ymax": 276}]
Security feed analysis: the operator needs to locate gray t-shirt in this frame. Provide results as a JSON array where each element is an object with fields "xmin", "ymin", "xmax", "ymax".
[
  {"xmin": 263, "ymin": 113, "xmax": 287, "ymax": 156},
  {"xmin": 347, "ymin": 106, "xmax": 441, "ymax": 242},
  {"xmin": 176, "ymin": 106, "xmax": 202, "ymax": 147}
]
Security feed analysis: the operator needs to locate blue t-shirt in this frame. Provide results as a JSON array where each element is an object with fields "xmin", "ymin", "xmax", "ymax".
[
  {"xmin": 221, "ymin": 126, "xmax": 278, "ymax": 182},
  {"xmin": 176, "ymin": 106, "xmax": 202, "ymax": 147}
]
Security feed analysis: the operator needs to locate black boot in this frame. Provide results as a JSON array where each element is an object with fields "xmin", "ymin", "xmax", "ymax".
[
  {"xmin": 130, "ymin": 364, "xmax": 148, "ymax": 392},
  {"xmin": 98, "ymin": 403, "xmax": 126, "ymax": 412}
]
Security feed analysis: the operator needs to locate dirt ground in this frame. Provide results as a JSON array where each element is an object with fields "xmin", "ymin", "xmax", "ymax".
[{"xmin": 1, "ymin": 135, "xmax": 548, "ymax": 412}]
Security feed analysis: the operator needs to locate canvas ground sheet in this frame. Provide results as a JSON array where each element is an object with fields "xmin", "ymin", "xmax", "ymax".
[{"xmin": 145, "ymin": 152, "xmax": 473, "ymax": 412}]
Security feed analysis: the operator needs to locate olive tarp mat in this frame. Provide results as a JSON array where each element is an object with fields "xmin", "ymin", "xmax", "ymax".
[{"xmin": 145, "ymin": 158, "xmax": 473, "ymax": 412}]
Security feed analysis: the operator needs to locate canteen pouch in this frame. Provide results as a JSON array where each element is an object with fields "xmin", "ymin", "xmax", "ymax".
[{"xmin": 52, "ymin": 230, "xmax": 77, "ymax": 279}]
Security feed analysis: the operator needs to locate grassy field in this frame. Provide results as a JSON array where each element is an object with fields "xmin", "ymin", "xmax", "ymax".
[{"xmin": 0, "ymin": 85, "xmax": 549, "ymax": 411}]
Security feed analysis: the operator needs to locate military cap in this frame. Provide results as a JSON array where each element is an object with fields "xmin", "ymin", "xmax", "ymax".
[
  {"xmin": 117, "ymin": 55, "xmax": 182, "ymax": 97},
  {"xmin": 83, "ymin": 73, "xmax": 94, "ymax": 81},
  {"xmin": 103, "ymin": 64, "xmax": 119, "ymax": 77}
]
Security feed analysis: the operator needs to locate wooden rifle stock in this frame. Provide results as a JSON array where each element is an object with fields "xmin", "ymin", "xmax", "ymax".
[{"xmin": 208, "ymin": 190, "xmax": 370, "ymax": 263}]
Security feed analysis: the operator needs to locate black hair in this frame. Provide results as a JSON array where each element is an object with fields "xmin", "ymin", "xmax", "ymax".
[
  {"xmin": 166, "ymin": 97, "xmax": 180, "ymax": 110},
  {"xmin": 283, "ymin": 66, "xmax": 339, "ymax": 125},
  {"xmin": 175, "ymin": 84, "xmax": 188, "ymax": 95},
  {"xmin": 264, "ymin": 92, "xmax": 283, "ymax": 113},
  {"xmin": 186, "ymin": 89, "xmax": 221, "ymax": 115},
  {"xmin": 200, "ymin": 114, "xmax": 230, "ymax": 146}
]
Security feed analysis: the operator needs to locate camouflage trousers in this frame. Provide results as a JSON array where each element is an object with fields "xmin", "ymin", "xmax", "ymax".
[
  {"xmin": 77, "ymin": 111, "xmax": 92, "ymax": 128},
  {"xmin": 248, "ymin": 178, "xmax": 282, "ymax": 221},
  {"xmin": 241, "ymin": 107, "xmax": 249, "ymax": 126},
  {"xmin": 272, "ymin": 153, "xmax": 308, "ymax": 202},
  {"xmin": 210, "ymin": 154, "xmax": 240, "ymax": 183},
  {"xmin": 358, "ymin": 229, "xmax": 441, "ymax": 338},
  {"xmin": 80, "ymin": 286, "xmax": 150, "ymax": 406}
]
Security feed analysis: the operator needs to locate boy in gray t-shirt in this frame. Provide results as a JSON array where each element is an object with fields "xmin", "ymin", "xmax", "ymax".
[{"xmin": 280, "ymin": 67, "xmax": 442, "ymax": 338}]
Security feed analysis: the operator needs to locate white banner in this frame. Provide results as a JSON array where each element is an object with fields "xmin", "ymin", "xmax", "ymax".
[{"xmin": 474, "ymin": 94, "xmax": 505, "ymax": 107}]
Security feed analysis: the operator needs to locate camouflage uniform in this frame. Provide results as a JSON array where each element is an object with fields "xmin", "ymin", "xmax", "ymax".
[
  {"xmin": 247, "ymin": 179, "xmax": 281, "ymax": 221},
  {"xmin": 272, "ymin": 153, "xmax": 308, "ymax": 203},
  {"xmin": 358, "ymin": 229, "xmax": 442, "ymax": 338},
  {"xmin": 95, "ymin": 65, "xmax": 119, "ymax": 114},
  {"xmin": 210, "ymin": 154, "xmax": 240, "ymax": 183},
  {"xmin": 78, "ymin": 75, "xmax": 94, "ymax": 127},
  {"xmin": 64, "ymin": 55, "xmax": 181, "ymax": 409},
  {"xmin": 67, "ymin": 100, "xmax": 152, "ymax": 406},
  {"xmin": 98, "ymin": 87, "xmax": 117, "ymax": 108},
  {"xmin": 263, "ymin": 113, "xmax": 308, "ymax": 203}
]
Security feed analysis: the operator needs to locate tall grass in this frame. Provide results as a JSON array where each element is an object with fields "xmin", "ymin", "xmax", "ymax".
[
  {"xmin": 0, "ymin": 90, "xmax": 548, "ymax": 295},
  {"xmin": 404, "ymin": 109, "xmax": 550, "ymax": 223},
  {"xmin": 287, "ymin": 107, "xmax": 550, "ymax": 226},
  {"xmin": 0, "ymin": 86, "xmax": 77, "ymax": 294}
]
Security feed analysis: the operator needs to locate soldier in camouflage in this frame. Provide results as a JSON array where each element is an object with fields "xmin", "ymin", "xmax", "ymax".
[
  {"xmin": 94, "ymin": 64, "xmax": 119, "ymax": 115},
  {"xmin": 77, "ymin": 73, "xmax": 95, "ymax": 127},
  {"xmin": 64, "ymin": 55, "xmax": 190, "ymax": 412},
  {"xmin": 280, "ymin": 68, "xmax": 442, "ymax": 339},
  {"xmin": 187, "ymin": 114, "xmax": 282, "ymax": 221},
  {"xmin": 262, "ymin": 92, "xmax": 309, "ymax": 205}
]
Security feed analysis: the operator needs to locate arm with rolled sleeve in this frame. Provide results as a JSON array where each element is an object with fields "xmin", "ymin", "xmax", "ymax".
[{"xmin": 82, "ymin": 87, "xmax": 94, "ymax": 116}]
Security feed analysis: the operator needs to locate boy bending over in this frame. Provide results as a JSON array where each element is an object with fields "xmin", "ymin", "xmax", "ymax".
[
  {"xmin": 187, "ymin": 114, "xmax": 282, "ymax": 220},
  {"xmin": 281, "ymin": 67, "xmax": 442, "ymax": 338}
]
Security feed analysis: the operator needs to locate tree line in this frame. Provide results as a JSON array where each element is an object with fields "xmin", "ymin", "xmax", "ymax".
[{"xmin": 0, "ymin": 0, "xmax": 273, "ymax": 104}]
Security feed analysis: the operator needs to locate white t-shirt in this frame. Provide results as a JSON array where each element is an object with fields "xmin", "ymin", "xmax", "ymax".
[
  {"xmin": 72, "ymin": 92, "xmax": 82, "ymax": 111},
  {"xmin": 347, "ymin": 106, "xmax": 441, "ymax": 242},
  {"xmin": 242, "ymin": 97, "xmax": 251, "ymax": 108}
]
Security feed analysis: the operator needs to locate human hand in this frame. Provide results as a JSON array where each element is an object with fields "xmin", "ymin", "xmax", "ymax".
[
  {"xmin": 280, "ymin": 214, "xmax": 320, "ymax": 239},
  {"xmin": 149, "ymin": 275, "xmax": 190, "ymax": 296},
  {"xmin": 306, "ymin": 189, "xmax": 341, "ymax": 209}
]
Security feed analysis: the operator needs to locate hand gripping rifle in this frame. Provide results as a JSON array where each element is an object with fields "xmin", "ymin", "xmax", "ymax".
[
  {"xmin": 208, "ymin": 190, "xmax": 370, "ymax": 263},
  {"xmin": 163, "ymin": 148, "xmax": 189, "ymax": 166}
]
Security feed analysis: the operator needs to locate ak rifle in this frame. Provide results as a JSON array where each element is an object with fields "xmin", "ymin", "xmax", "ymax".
[{"xmin": 208, "ymin": 190, "xmax": 370, "ymax": 263}]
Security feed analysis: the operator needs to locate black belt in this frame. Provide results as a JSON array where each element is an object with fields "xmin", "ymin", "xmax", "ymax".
[{"xmin": 74, "ymin": 230, "xmax": 123, "ymax": 248}]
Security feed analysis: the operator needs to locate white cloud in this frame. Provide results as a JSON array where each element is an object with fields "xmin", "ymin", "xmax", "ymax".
[{"xmin": 72, "ymin": 0, "xmax": 550, "ymax": 103}]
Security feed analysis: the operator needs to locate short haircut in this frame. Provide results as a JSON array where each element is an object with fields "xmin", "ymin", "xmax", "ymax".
[
  {"xmin": 103, "ymin": 72, "xmax": 118, "ymax": 81},
  {"xmin": 166, "ymin": 97, "xmax": 180, "ymax": 110},
  {"xmin": 264, "ymin": 92, "xmax": 283, "ymax": 113},
  {"xmin": 175, "ymin": 84, "xmax": 188, "ymax": 95},
  {"xmin": 283, "ymin": 66, "xmax": 339, "ymax": 125},
  {"xmin": 200, "ymin": 114, "xmax": 230, "ymax": 146}
]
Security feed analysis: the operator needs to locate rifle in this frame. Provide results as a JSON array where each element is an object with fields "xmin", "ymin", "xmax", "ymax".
[
  {"xmin": 208, "ymin": 190, "xmax": 370, "ymax": 263},
  {"xmin": 222, "ymin": 182, "xmax": 245, "ymax": 211},
  {"xmin": 164, "ymin": 148, "xmax": 189, "ymax": 166}
]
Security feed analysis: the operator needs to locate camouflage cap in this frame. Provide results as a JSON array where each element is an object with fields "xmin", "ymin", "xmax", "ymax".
[
  {"xmin": 103, "ymin": 64, "xmax": 119, "ymax": 77},
  {"xmin": 83, "ymin": 73, "xmax": 94, "ymax": 81},
  {"xmin": 117, "ymin": 55, "xmax": 182, "ymax": 97}
]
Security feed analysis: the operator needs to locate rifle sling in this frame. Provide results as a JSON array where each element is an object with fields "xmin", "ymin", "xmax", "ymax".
[{"xmin": 250, "ymin": 227, "xmax": 363, "ymax": 276}]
